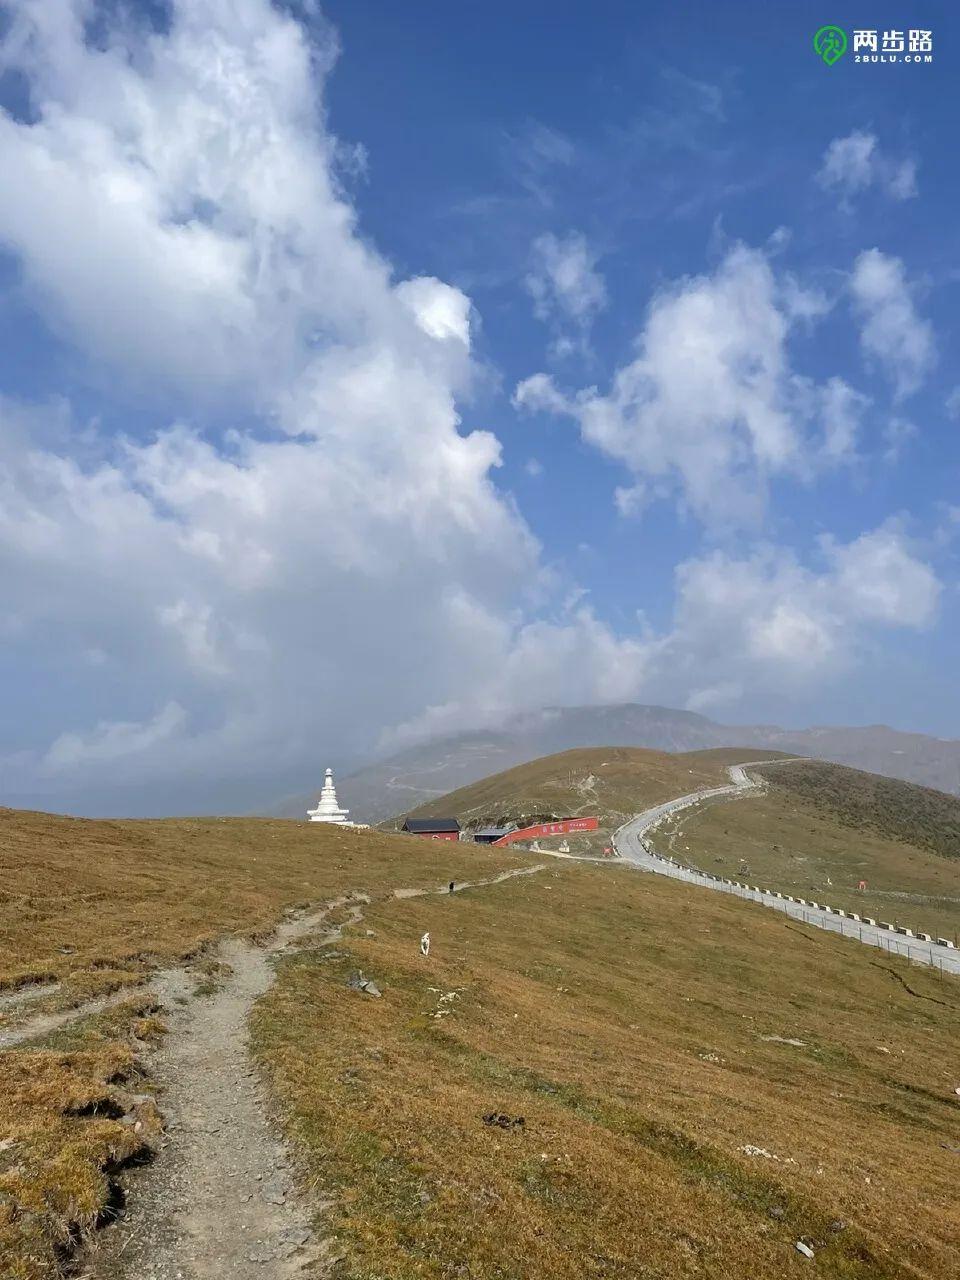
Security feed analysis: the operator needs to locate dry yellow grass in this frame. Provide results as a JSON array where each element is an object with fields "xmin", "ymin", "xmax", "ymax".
[
  {"xmin": 0, "ymin": 807, "xmax": 527, "ymax": 1277},
  {"xmin": 0, "ymin": 808, "xmax": 524, "ymax": 997},
  {"xmin": 5, "ymin": 750, "xmax": 959, "ymax": 1278},
  {"xmin": 253, "ymin": 861, "xmax": 960, "ymax": 1279},
  {"xmin": 0, "ymin": 996, "xmax": 165, "ymax": 1280},
  {"xmin": 392, "ymin": 746, "xmax": 781, "ymax": 855}
]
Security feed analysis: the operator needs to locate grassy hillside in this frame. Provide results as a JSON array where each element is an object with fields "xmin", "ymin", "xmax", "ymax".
[
  {"xmin": 682, "ymin": 746, "xmax": 797, "ymax": 768},
  {"xmin": 388, "ymin": 746, "xmax": 717, "ymax": 858},
  {"xmin": 757, "ymin": 760, "xmax": 960, "ymax": 861},
  {"xmin": 389, "ymin": 745, "xmax": 788, "ymax": 852},
  {"xmin": 0, "ymin": 808, "xmax": 528, "ymax": 1279},
  {"xmin": 5, "ymin": 748, "xmax": 960, "ymax": 1279},
  {"xmin": 389, "ymin": 747, "xmax": 798, "ymax": 855},
  {"xmin": 648, "ymin": 763, "xmax": 960, "ymax": 942},
  {"xmin": 254, "ymin": 856, "xmax": 960, "ymax": 1280}
]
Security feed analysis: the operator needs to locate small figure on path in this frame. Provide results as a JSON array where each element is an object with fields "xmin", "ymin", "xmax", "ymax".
[
  {"xmin": 420, "ymin": 931, "xmax": 430, "ymax": 957},
  {"xmin": 448, "ymin": 881, "xmax": 455, "ymax": 895}
]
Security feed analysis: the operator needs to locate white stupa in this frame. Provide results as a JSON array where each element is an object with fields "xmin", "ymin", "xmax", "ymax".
[{"xmin": 307, "ymin": 768, "xmax": 350, "ymax": 824}]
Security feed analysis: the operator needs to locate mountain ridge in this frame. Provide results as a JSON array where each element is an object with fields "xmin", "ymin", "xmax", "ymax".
[{"xmin": 271, "ymin": 702, "xmax": 960, "ymax": 824}]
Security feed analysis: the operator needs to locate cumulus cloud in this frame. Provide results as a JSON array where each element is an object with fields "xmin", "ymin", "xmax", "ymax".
[
  {"xmin": 0, "ymin": 4, "xmax": 942, "ymax": 812},
  {"xmin": 396, "ymin": 277, "xmax": 472, "ymax": 346},
  {"xmin": 817, "ymin": 130, "xmax": 918, "ymax": 206},
  {"xmin": 525, "ymin": 231, "xmax": 607, "ymax": 354},
  {"xmin": 515, "ymin": 244, "xmax": 859, "ymax": 526},
  {"xmin": 667, "ymin": 526, "xmax": 940, "ymax": 712},
  {"xmin": 0, "ymin": 0, "xmax": 601, "ymax": 807},
  {"xmin": 850, "ymin": 249, "xmax": 934, "ymax": 398},
  {"xmin": 386, "ymin": 523, "xmax": 941, "ymax": 743}
]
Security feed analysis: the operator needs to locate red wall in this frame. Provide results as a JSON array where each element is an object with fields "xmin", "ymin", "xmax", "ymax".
[{"xmin": 493, "ymin": 816, "xmax": 598, "ymax": 846}]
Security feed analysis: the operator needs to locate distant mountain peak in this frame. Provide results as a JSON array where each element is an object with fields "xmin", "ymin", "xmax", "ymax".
[{"xmin": 264, "ymin": 702, "xmax": 960, "ymax": 823}]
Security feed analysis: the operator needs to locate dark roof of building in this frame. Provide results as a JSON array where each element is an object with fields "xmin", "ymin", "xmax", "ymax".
[
  {"xmin": 401, "ymin": 817, "xmax": 461, "ymax": 833},
  {"xmin": 474, "ymin": 825, "xmax": 516, "ymax": 839}
]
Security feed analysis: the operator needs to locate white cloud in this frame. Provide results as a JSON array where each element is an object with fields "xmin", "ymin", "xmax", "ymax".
[
  {"xmin": 383, "ymin": 603, "xmax": 656, "ymax": 749},
  {"xmin": 43, "ymin": 703, "xmax": 188, "ymax": 774},
  {"xmin": 396, "ymin": 277, "xmax": 472, "ymax": 346},
  {"xmin": 516, "ymin": 244, "xmax": 858, "ymax": 526},
  {"xmin": 385, "ymin": 523, "xmax": 941, "ymax": 746},
  {"xmin": 881, "ymin": 416, "xmax": 916, "ymax": 463},
  {"xmin": 614, "ymin": 484, "xmax": 647, "ymax": 518},
  {"xmin": 0, "ymin": 5, "xmax": 942, "ymax": 810},
  {"xmin": 0, "ymin": 0, "xmax": 456, "ymax": 408},
  {"xmin": 825, "ymin": 527, "xmax": 939, "ymax": 626},
  {"xmin": 0, "ymin": 0, "xmax": 605, "ymax": 804},
  {"xmin": 525, "ymin": 231, "xmax": 607, "ymax": 353},
  {"xmin": 850, "ymin": 249, "xmax": 934, "ymax": 398},
  {"xmin": 668, "ymin": 526, "xmax": 939, "ymax": 710},
  {"xmin": 945, "ymin": 386, "xmax": 960, "ymax": 419},
  {"xmin": 820, "ymin": 377, "xmax": 868, "ymax": 461},
  {"xmin": 684, "ymin": 681, "xmax": 743, "ymax": 713},
  {"xmin": 817, "ymin": 130, "xmax": 918, "ymax": 206}
]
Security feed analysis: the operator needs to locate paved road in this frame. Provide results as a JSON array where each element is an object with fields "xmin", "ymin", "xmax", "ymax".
[{"xmin": 613, "ymin": 762, "xmax": 960, "ymax": 979}]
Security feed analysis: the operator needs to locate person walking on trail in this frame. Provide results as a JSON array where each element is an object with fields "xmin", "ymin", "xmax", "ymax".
[{"xmin": 448, "ymin": 881, "xmax": 455, "ymax": 895}]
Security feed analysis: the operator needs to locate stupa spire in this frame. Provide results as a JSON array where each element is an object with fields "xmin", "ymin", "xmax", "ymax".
[{"xmin": 307, "ymin": 767, "xmax": 350, "ymax": 824}]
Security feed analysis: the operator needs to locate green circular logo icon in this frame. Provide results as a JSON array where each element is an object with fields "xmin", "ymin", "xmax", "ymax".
[{"xmin": 813, "ymin": 25, "xmax": 848, "ymax": 65}]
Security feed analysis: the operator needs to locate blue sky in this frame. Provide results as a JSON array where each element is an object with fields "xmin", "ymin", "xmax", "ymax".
[{"xmin": 0, "ymin": 0, "xmax": 957, "ymax": 814}]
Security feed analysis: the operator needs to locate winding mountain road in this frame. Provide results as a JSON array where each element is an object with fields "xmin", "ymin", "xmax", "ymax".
[{"xmin": 613, "ymin": 761, "xmax": 960, "ymax": 978}]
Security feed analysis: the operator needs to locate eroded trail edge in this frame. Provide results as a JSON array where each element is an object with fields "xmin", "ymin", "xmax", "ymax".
[{"xmin": 79, "ymin": 865, "xmax": 545, "ymax": 1280}]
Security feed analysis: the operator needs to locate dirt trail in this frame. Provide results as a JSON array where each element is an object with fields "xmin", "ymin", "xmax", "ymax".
[
  {"xmin": 0, "ymin": 987, "xmax": 139, "ymax": 1050},
  {"xmin": 0, "ymin": 979, "xmax": 60, "ymax": 1011},
  {"xmin": 76, "ymin": 865, "xmax": 546, "ymax": 1280},
  {"xmin": 80, "ymin": 897, "xmax": 364, "ymax": 1280}
]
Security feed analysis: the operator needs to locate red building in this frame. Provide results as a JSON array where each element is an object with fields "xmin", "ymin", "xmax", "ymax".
[
  {"xmin": 493, "ymin": 816, "xmax": 598, "ymax": 846},
  {"xmin": 401, "ymin": 817, "xmax": 461, "ymax": 841}
]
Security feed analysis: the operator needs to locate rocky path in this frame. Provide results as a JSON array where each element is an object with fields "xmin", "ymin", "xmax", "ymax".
[
  {"xmin": 73, "ymin": 865, "xmax": 546, "ymax": 1280},
  {"xmin": 0, "ymin": 987, "xmax": 142, "ymax": 1050},
  {"xmin": 79, "ymin": 898, "xmax": 363, "ymax": 1280}
]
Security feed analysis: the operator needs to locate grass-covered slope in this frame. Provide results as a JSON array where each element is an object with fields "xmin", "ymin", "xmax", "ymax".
[
  {"xmin": 6, "ymin": 748, "xmax": 960, "ymax": 1279},
  {"xmin": 0, "ymin": 808, "xmax": 530, "ymax": 1279},
  {"xmin": 390, "ymin": 745, "xmax": 786, "ymax": 834},
  {"xmin": 254, "ymin": 857, "xmax": 960, "ymax": 1280},
  {"xmin": 648, "ymin": 762, "xmax": 960, "ymax": 942},
  {"xmin": 758, "ymin": 759, "xmax": 960, "ymax": 861},
  {"xmin": 0, "ymin": 808, "xmax": 526, "ymax": 998}
]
